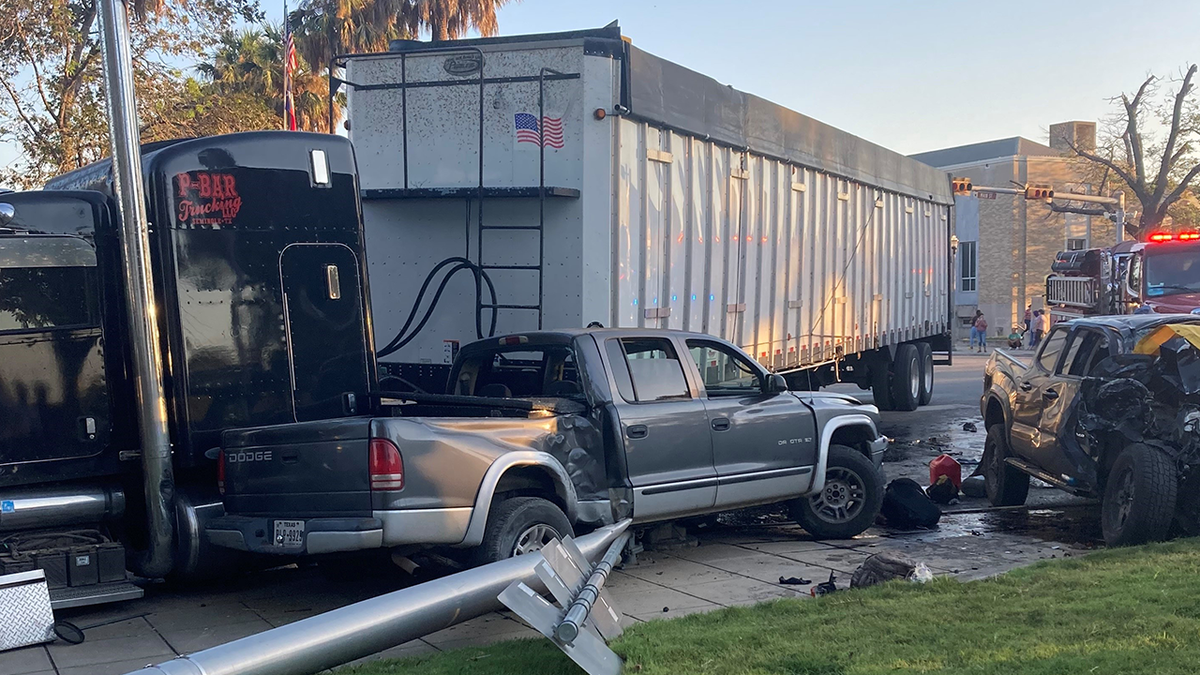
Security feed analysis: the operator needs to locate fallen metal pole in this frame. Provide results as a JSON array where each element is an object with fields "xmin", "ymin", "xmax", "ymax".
[
  {"xmin": 97, "ymin": 0, "xmax": 176, "ymax": 578},
  {"xmin": 126, "ymin": 520, "xmax": 631, "ymax": 675},
  {"xmin": 555, "ymin": 531, "xmax": 631, "ymax": 644}
]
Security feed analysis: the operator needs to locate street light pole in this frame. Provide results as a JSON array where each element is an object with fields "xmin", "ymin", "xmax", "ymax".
[{"xmin": 97, "ymin": 0, "xmax": 176, "ymax": 578}]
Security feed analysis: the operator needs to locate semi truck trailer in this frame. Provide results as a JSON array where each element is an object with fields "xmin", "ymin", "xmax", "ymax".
[{"xmin": 339, "ymin": 23, "xmax": 954, "ymax": 411}]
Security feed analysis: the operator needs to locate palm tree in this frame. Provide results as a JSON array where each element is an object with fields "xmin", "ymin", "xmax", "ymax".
[
  {"xmin": 290, "ymin": 0, "xmax": 510, "ymax": 83},
  {"xmin": 197, "ymin": 26, "xmax": 339, "ymax": 132}
]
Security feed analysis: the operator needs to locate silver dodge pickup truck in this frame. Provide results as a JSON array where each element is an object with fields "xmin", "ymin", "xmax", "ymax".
[{"xmin": 208, "ymin": 329, "xmax": 887, "ymax": 563}]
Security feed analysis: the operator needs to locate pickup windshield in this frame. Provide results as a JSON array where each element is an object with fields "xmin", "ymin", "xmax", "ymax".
[{"xmin": 1144, "ymin": 246, "xmax": 1200, "ymax": 297}]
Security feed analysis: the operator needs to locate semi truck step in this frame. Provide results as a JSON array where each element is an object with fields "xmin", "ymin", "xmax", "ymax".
[{"xmin": 49, "ymin": 580, "xmax": 143, "ymax": 610}]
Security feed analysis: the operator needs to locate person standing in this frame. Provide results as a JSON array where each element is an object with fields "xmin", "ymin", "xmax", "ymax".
[
  {"xmin": 970, "ymin": 310, "xmax": 988, "ymax": 353},
  {"xmin": 1023, "ymin": 304, "xmax": 1032, "ymax": 335},
  {"xmin": 1032, "ymin": 310, "xmax": 1049, "ymax": 348}
]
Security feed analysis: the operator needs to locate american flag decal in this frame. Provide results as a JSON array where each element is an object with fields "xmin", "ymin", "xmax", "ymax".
[{"xmin": 514, "ymin": 112, "xmax": 564, "ymax": 149}]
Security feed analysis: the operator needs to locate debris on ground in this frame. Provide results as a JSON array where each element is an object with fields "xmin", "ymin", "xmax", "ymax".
[
  {"xmin": 880, "ymin": 478, "xmax": 941, "ymax": 529},
  {"xmin": 811, "ymin": 571, "xmax": 838, "ymax": 596},
  {"xmin": 929, "ymin": 454, "xmax": 962, "ymax": 487},
  {"xmin": 960, "ymin": 475, "xmax": 987, "ymax": 498},
  {"xmin": 778, "ymin": 576, "xmax": 812, "ymax": 585},
  {"xmin": 850, "ymin": 553, "xmax": 916, "ymax": 588},
  {"xmin": 926, "ymin": 474, "xmax": 960, "ymax": 505},
  {"xmin": 962, "ymin": 421, "xmax": 978, "ymax": 433}
]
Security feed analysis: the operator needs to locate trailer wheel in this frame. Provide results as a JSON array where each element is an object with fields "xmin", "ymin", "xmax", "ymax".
[
  {"xmin": 983, "ymin": 425, "xmax": 1029, "ymax": 507},
  {"xmin": 916, "ymin": 342, "xmax": 934, "ymax": 406},
  {"xmin": 890, "ymin": 344, "xmax": 920, "ymax": 411},
  {"xmin": 472, "ymin": 496, "xmax": 573, "ymax": 565},
  {"xmin": 1101, "ymin": 443, "xmax": 1177, "ymax": 547},
  {"xmin": 790, "ymin": 445, "xmax": 883, "ymax": 539},
  {"xmin": 870, "ymin": 357, "xmax": 894, "ymax": 410}
]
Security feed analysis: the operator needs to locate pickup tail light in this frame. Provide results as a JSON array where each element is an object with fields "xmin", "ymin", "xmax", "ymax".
[
  {"xmin": 369, "ymin": 438, "xmax": 404, "ymax": 491},
  {"xmin": 217, "ymin": 451, "xmax": 225, "ymax": 496}
]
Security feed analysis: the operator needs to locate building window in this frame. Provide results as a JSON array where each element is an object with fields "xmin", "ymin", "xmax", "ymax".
[
  {"xmin": 960, "ymin": 241, "xmax": 977, "ymax": 292},
  {"xmin": 1067, "ymin": 238, "xmax": 1087, "ymax": 251}
]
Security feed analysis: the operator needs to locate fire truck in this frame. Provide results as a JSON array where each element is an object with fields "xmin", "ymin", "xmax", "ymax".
[{"xmin": 1046, "ymin": 231, "xmax": 1200, "ymax": 320}]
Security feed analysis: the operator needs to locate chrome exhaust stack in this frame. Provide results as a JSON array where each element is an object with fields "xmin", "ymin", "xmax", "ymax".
[{"xmin": 96, "ymin": 0, "xmax": 176, "ymax": 578}]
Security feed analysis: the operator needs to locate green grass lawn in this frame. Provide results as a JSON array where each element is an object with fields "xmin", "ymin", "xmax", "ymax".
[{"xmin": 346, "ymin": 539, "xmax": 1200, "ymax": 675}]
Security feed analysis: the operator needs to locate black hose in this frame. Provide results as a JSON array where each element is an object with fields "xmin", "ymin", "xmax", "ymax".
[{"xmin": 377, "ymin": 257, "xmax": 498, "ymax": 358}]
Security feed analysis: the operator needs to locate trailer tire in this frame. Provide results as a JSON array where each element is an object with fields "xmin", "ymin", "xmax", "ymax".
[
  {"xmin": 1101, "ymin": 444, "xmax": 1177, "ymax": 547},
  {"xmin": 983, "ymin": 425, "xmax": 1029, "ymax": 507},
  {"xmin": 471, "ymin": 496, "xmax": 573, "ymax": 566},
  {"xmin": 871, "ymin": 358, "xmax": 894, "ymax": 411},
  {"xmin": 790, "ymin": 445, "xmax": 883, "ymax": 539},
  {"xmin": 916, "ymin": 342, "xmax": 934, "ymax": 406},
  {"xmin": 890, "ymin": 344, "xmax": 920, "ymax": 411}
]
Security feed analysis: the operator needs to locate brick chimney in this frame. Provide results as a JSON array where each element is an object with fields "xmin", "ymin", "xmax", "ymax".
[{"xmin": 1050, "ymin": 121, "xmax": 1096, "ymax": 152}]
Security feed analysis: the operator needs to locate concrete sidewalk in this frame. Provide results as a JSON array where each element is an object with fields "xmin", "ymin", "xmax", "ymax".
[{"xmin": 1, "ymin": 506, "xmax": 1099, "ymax": 675}]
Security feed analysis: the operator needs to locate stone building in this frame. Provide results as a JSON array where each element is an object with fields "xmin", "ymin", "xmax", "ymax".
[{"xmin": 911, "ymin": 122, "xmax": 1118, "ymax": 342}]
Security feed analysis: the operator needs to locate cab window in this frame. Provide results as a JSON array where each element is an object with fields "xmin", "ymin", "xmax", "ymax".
[
  {"xmin": 0, "ymin": 266, "xmax": 99, "ymax": 333},
  {"xmin": 454, "ymin": 346, "xmax": 581, "ymax": 398},
  {"xmin": 1063, "ymin": 329, "xmax": 1112, "ymax": 376},
  {"xmin": 686, "ymin": 340, "xmax": 762, "ymax": 396},
  {"xmin": 608, "ymin": 337, "xmax": 690, "ymax": 402},
  {"xmin": 1037, "ymin": 328, "xmax": 1069, "ymax": 372}
]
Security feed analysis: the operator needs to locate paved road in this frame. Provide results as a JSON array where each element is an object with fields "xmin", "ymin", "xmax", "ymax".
[{"xmin": 3, "ymin": 349, "xmax": 1102, "ymax": 675}]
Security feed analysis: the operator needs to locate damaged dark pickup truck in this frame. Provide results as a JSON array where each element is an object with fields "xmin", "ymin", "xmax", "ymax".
[{"xmin": 982, "ymin": 315, "xmax": 1200, "ymax": 546}]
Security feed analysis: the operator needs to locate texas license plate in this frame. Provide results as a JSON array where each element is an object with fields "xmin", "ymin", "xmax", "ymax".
[{"xmin": 273, "ymin": 520, "xmax": 304, "ymax": 548}]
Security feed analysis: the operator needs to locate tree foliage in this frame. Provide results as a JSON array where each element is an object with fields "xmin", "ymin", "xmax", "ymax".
[
  {"xmin": 0, "ymin": 0, "xmax": 262, "ymax": 188},
  {"xmin": 1068, "ymin": 65, "xmax": 1200, "ymax": 239},
  {"xmin": 289, "ymin": 0, "xmax": 508, "ymax": 82},
  {"xmin": 197, "ymin": 25, "xmax": 340, "ymax": 131}
]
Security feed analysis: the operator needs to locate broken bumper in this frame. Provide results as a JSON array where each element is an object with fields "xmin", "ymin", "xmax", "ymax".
[{"xmin": 869, "ymin": 435, "xmax": 888, "ymax": 469}]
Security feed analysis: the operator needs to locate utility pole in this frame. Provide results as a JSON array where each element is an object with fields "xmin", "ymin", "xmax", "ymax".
[{"xmin": 97, "ymin": 0, "xmax": 176, "ymax": 577}]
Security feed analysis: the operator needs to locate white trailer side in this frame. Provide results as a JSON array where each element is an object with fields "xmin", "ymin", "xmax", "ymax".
[{"xmin": 344, "ymin": 25, "xmax": 954, "ymax": 408}]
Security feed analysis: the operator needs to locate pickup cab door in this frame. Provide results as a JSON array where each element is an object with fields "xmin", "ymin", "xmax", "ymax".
[
  {"xmin": 684, "ymin": 339, "xmax": 817, "ymax": 509},
  {"xmin": 603, "ymin": 336, "xmax": 716, "ymax": 521},
  {"xmin": 1030, "ymin": 327, "xmax": 1114, "ymax": 481},
  {"xmin": 1009, "ymin": 326, "xmax": 1069, "ymax": 461}
]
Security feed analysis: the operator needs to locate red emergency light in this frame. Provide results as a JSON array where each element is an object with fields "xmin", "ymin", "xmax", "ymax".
[
  {"xmin": 1148, "ymin": 232, "xmax": 1175, "ymax": 242},
  {"xmin": 1179, "ymin": 231, "xmax": 1200, "ymax": 241}
]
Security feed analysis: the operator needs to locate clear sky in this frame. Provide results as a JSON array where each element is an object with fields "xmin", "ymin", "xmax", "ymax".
[{"xmin": 4, "ymin": 0, "xmax": 1199, "ymax": 173}]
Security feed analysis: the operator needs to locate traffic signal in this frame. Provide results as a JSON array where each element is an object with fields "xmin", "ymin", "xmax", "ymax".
[
  {"xmin": 951, "ymin": 177, "xmax": 972, "ymax": 195},
  {"xmin": 1025, "ymin": 184, "xmax": 1054, "ymax": 200}
]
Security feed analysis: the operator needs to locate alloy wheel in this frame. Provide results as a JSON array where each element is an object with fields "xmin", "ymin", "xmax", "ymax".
[
  {"xmin": 512, "ymin": 523, "xmax": 561, "ymax": 556},
  {"xmin": 810, "ymin": 467, "xmax": 867, "ymax": 524}
]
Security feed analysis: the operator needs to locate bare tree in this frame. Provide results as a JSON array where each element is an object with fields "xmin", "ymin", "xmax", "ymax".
[{"xmin": 1066, "ymin": 65, "xmax": 1200, "ymax": 240}]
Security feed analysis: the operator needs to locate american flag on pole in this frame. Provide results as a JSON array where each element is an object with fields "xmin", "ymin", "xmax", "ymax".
[
  {"xmin": 283, "ymin": 5, "xmax": 298, "ymax": 131},
  {"xmin": 514, "ymin": 112, "xmax": 564, "ymax": 149}
]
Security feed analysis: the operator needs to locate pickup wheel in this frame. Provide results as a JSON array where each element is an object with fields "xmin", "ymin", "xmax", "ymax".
[
  {"xmin": 983, "ymin": 425, "xmax": 1029, "ymax": 506},
  {"xmin": 890, "ymin": 344, "xmax": 920, "ymax": 411},
  {"xmin": 916, "ymin": 342, "xmax": 934, "ymax": 406},
  {"xmin": 790, "ymin": 445, "xmax": 883, "ymax": 539},
  {"xmin": 472, "ymin": 496, "xmax": 573, "ymax": 565},
  {"xmin": 1101, "ymin": 444, "xmax": 1177, "ymax": 547}
]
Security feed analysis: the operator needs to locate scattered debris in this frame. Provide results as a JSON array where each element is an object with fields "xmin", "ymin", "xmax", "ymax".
[
  {"xmin": 960, "ymin": 475, "xmax": 987, "ymax": 498},
  {"xmin": 926, "ymin": 475, "xmax": 960, "ymax": 505},
  {"xmin": 962, "ymin": 421, "xmax": 978, "ymax": 433},
  {"xmin": 850, "ymin": 553, "xmax": 916, "ymax": 588},
  {"xmin": 880, "ymin": 478, "xmax": 941, "ymax": 529},
  {"xmin": 779, "ymin": 576, "xmax": 812, "ymax": 586},
  {"xmin": 911, "ymin": 563, "xmax": 934, "ymax": 583},
  {"xmin": 811, "ymin": 571, "xmax": 838, "ymax": 596}
]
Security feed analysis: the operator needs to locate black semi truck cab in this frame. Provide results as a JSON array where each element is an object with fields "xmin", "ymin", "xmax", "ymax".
[{"xmin": 0, "ymin": 132, "xmax": 376, "ymax": 607}]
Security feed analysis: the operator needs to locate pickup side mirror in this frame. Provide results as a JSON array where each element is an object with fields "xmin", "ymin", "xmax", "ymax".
[{"xmin": 765, "ymin": 373, "xmax": 788, "ymax": 393}]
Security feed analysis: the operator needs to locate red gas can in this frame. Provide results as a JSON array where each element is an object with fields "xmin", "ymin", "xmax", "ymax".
[{"xmin": 929, "ymin": 454, "xmax": 962, "ymax": 489}]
